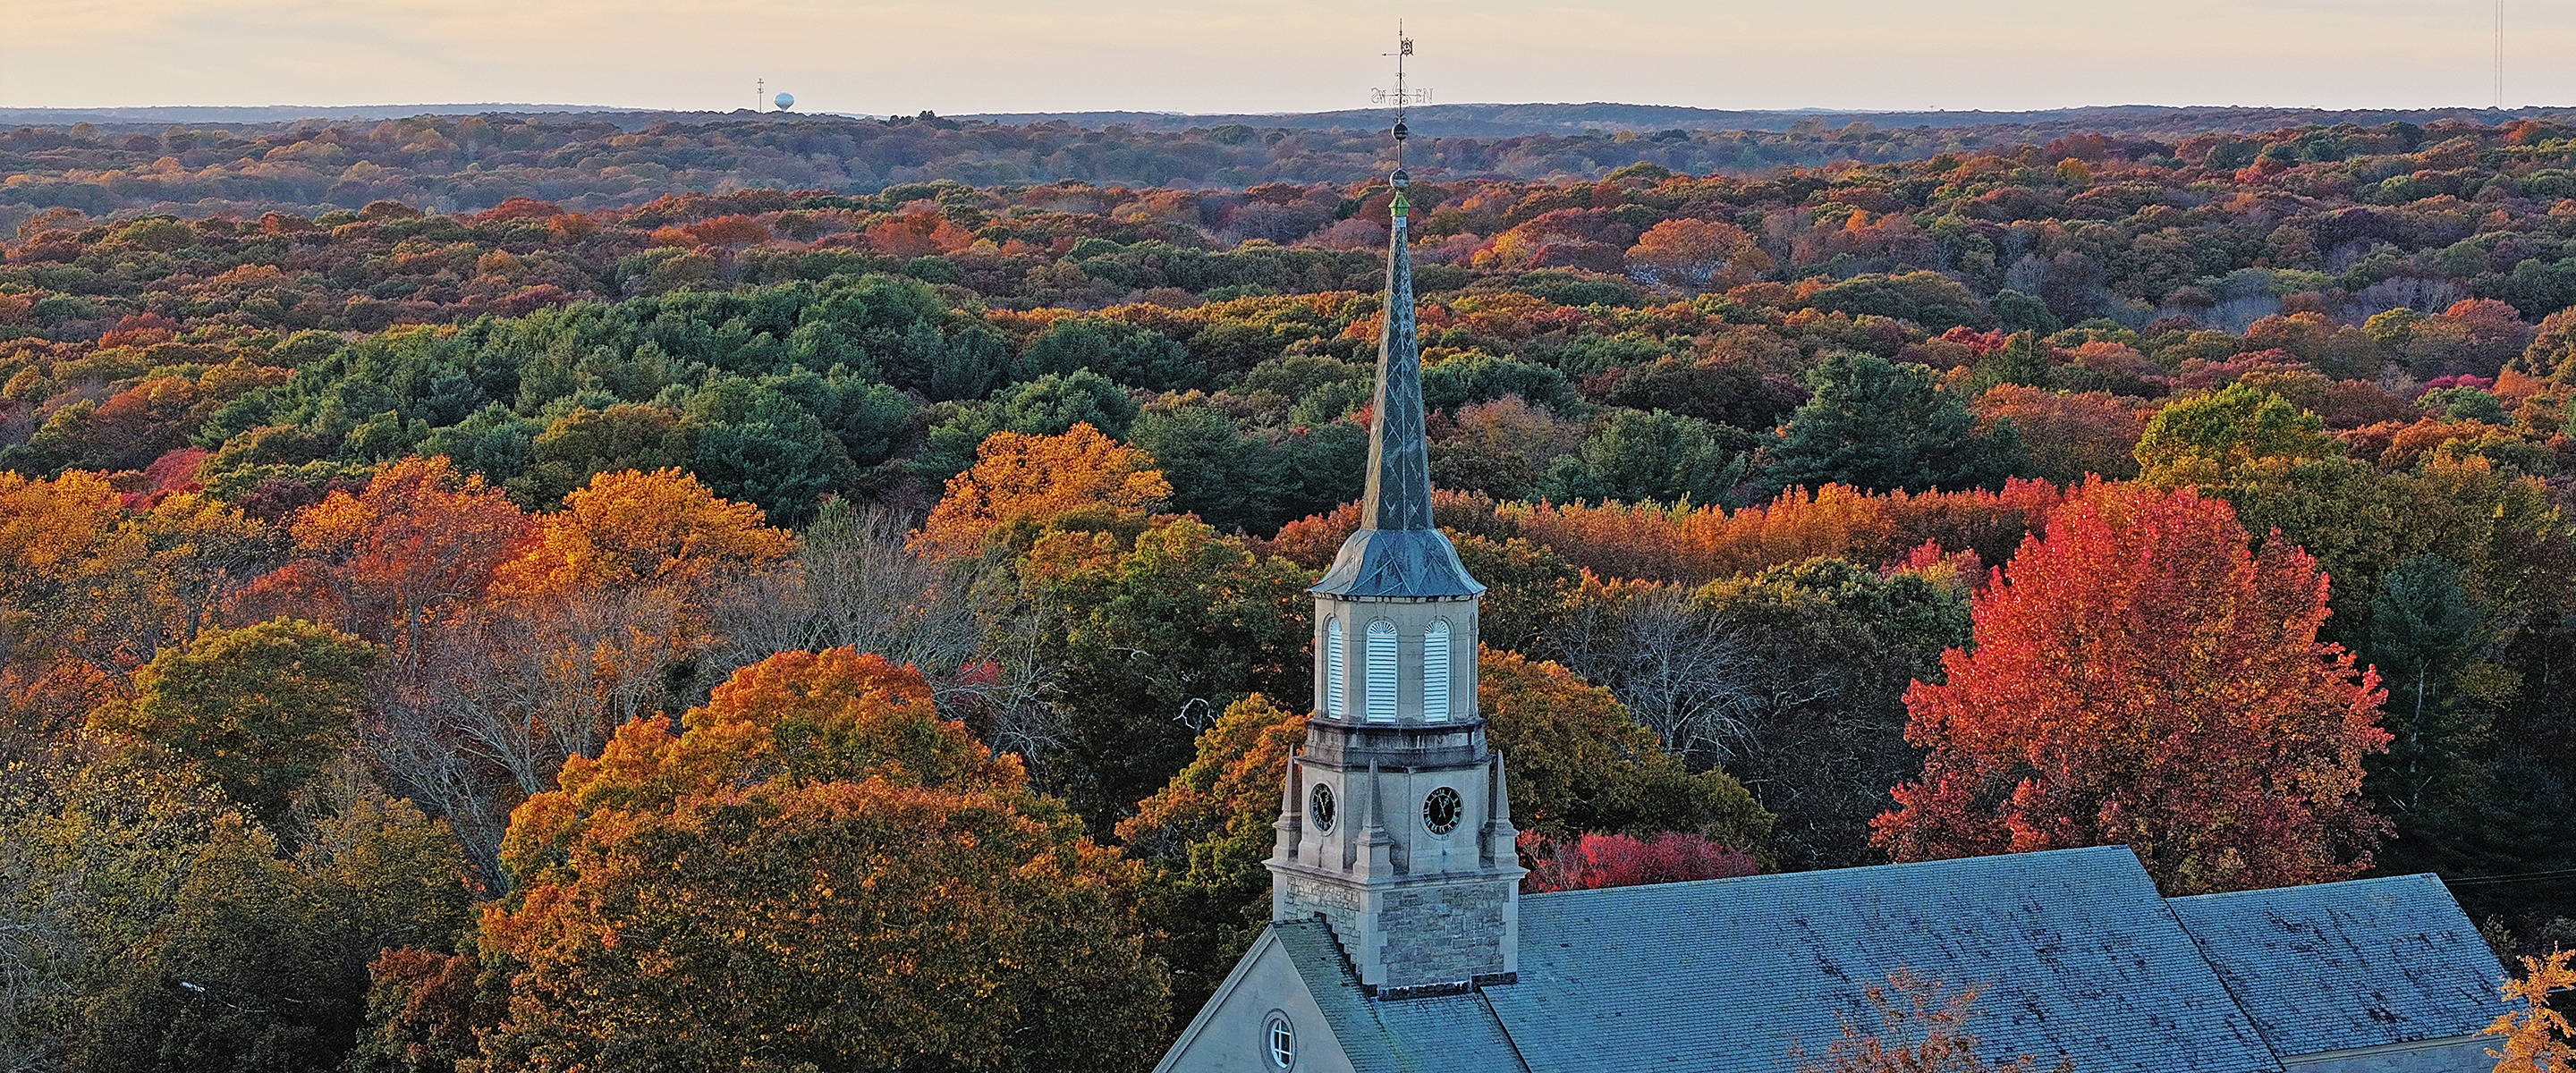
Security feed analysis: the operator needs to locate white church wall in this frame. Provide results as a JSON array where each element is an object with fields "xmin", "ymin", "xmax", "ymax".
[{"xmin": 1153, "ymin": 931, "xmax": 1356, "ymax": 1073}]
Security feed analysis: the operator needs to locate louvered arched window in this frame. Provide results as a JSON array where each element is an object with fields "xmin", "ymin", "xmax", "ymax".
[
  {"xmin": 1365, "ymin": 619, "xmax": 1398, "ymax": 722},
  {"xmin": 1423, "ymin": 619, "xmax": 1452, "ymax": 722},
  {"xmin": 1325, "ymin": 617, "xmax": 1346, "ymax": 719}
]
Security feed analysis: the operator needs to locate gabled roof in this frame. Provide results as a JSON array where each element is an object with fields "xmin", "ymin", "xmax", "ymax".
[
  {"xmin": 1272, "ymin": 920, "xmax": 1527, "ymax": 1073},
  {"xmin": 1487, "ymin": 845, "xmax": 2280, "ymax": 1073},
  {"xmin": 2168, "ymin": 874, "xmax": 2505, "ymax": 1058}
]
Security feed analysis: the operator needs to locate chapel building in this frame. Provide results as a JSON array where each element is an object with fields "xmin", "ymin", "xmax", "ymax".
[{"xmin": 1148, "ymin": 155, "xmax": 2512, "ymax": 1073}]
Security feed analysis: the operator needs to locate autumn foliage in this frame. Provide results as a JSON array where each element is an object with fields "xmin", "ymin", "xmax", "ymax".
[
  {"xmin": 1518, "ymin": 830, "xmax": 1760, "ymax": 892},
  {"xmin": 1493, "ymin": 478, "xmax": 2069, "ymax": 585},
  {"xmin": 1873, "ymin": 481, "xmax": 2390, "ymax": 894},
  {"xmin": 2486, "ymin": 950, "xmax": 2576, "ymax": 1073},
  {"xmin": 237, "ymin": 455, "xmax": 531, "ymax": 646},
  {"xmin": 479, "ymin": 647, "xmax": 1165, "ymax": 1073},
  {"xmin": 491, "ymin": 467, "xmax": 788, "ymax": 596},
  {"xmin": 8, "ymin": 111, "xmax": 2576, "ymax": 1070},
  {"xmin": 915, "ymin": 423, "xmax": 1171, "ymax": 559}
]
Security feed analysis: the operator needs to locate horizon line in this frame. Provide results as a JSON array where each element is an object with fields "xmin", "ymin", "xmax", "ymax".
[{"xmin": 5, "ymin": 101, "xmax": 2574, "ymax": 120}]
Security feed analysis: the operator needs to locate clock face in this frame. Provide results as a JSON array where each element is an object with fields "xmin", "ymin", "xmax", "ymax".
[
  {"xmin": 1310, "ymin": 784, "xmax": 1336, "ymax": 833},
  {"xmin": 1422, "ymin": 787, "xmax": 1462, "ymax": 835}
]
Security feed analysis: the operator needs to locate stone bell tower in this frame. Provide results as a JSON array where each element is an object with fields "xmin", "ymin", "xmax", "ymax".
[{"xmin": 1264, "ymin": 161, "xmax": 1524, "ymax": 996}]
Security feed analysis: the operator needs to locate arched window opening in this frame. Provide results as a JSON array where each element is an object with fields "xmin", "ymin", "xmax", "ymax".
[
  {"xmin": 1423, "ymin": 619, "xmax": 1452, "ymax": 722},
  {"xmin": 1326, "ymin": 617, "xmax": 1346, "ymax": 720},
  {"xmin": 1365, "ymin": 619, "xmax": 1398, "ymax": 722}
]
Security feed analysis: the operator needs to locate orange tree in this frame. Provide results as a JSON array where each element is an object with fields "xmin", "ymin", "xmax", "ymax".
[
  {"xmin": 236, "ymin": 455, "xmax": 532, "ymax": 653},
  {"xmin": 0, "ymin": 470, "xmax": 185, "ymax": 745},
  {"xmin": 490, "ymin": 466, "xmax": 788, "ymax": 597},
  {"xmin": 472, "ymin": 647, "xmax": 1165, "ymax": 1073},
  {"xmin": 1873, "ymin": 480, "xmax": 2390, "ymax": 894},
  {"xmin": 2487, "ymin": 949, "xmax": 2576, "ymax": 1073},
  {"xmin": 913, "ymin": 423, "xmax": 1169, "ymax": 560}
]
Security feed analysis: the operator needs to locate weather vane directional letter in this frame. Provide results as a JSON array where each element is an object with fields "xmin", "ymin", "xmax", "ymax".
[{"xmin": 1370, "ymin": 25, "xmax": 1429, "ymax": 173}]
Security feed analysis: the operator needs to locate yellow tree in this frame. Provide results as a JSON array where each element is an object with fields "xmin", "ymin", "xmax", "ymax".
[
  {"xmin": 1, "ymin": 475, "xmax": 278, "ymax": 754},
  {"xmin": 914, "ymin": 422, "xmax": 1169, "ymax": 559},
  {"xmin": 0, "ymin": 470, "xmax": 141, "ymax": 731},
  {"xmin": 2487, "ymin": 950, "xmax": 2576, "ymax": 1073}
]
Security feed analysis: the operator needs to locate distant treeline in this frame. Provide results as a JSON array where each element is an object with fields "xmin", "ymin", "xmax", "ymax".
[{"xmin": 6, "ymin": 105, "xmax": 2572, "ymax": 226}]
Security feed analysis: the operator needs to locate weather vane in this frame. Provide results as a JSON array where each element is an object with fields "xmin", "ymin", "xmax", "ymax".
[{"xmin": 1370, "ymin": 24, "xmax": 1429, "ymax": 180}]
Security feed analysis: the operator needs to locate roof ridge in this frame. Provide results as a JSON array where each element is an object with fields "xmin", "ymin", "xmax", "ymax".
[
  {"xmin": 1520, "ymin": 845, "xmax": 2149, "ymax": 906},
  {"xmin": 2160, "ymin": 879, "xmax": 2293, "ymax": 1069}
]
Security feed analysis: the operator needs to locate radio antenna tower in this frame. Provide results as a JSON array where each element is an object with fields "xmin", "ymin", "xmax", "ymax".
[
  {"xmin": 758, "ymin": 78, "xmax": 766, "ymax": 113},
  {"xmin": 2494, "ymin": 0, "xmax": 2504, "ymax": 109},
  {"xmin": 1371, "ymin": 25, "xmax": 1430, "ymax": 174}
]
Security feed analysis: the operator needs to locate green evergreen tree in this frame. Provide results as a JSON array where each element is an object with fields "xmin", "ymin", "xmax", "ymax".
[
  {"xmin": 1538, "ymin": 410, "xmax": 1750, "ymax": 506},
  {"xmin": 1767, "ymin": 353, "xmax": 2022, "ymax": 494},
  {"xmin": 995, "ymin": 369, "xmax": 1140, "ymax": 440},
  {"xmin": 1128, "ymin": 404, "xmax": 1277, "ymax": 534},
  {"xmin": 682, "ymin": 378, "xmax": 855, "ymax": 524}
]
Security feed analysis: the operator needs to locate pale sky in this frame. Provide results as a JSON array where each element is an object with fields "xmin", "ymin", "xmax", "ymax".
[{"xmin": 4, "ymin": 0, "xmax": 2570, "ymax": 116}]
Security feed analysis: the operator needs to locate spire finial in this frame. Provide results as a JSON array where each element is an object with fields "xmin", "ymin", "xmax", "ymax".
[{"xmin": 1371, "ymin": 25, "xmax": 1428, "ymax": 179}]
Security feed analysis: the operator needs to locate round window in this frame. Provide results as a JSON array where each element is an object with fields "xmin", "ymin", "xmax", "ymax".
[
  {"xmin": 1309, "ymin": 783, "xmax": 1335, "ymax": 834},
  {"xmin": 1266, "ymin": 1012, "xmax": 1296, "ymax": 1068},
  {"xmin": 1423, "ymin": 786, "xmax": 1462, "ymax": 835}
]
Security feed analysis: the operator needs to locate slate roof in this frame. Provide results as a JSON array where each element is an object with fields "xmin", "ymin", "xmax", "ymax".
[
  {"xmin": 1311, "ymin": 190, "xmax": 1483, "ymax": 601},
  {"xmin": 1490, "ymin": 845, "xmax": 2279, "ymax": 1073},
  {"xmin": 1250, "ymin": 848, "xmax": 2507, "ymax": 1073},
  {"xmin": 1273, "ymin": 919, "xmax": 1527, "ymax": 1073},
  {"xmin": 2168, "ymin": 874, "xmax": 2505, "ymax": 1058}
]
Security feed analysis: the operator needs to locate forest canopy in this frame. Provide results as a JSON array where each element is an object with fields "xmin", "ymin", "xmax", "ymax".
[{"xmin": 5, "ymin": 109, "xmax": 2576, "ymax": 1071}]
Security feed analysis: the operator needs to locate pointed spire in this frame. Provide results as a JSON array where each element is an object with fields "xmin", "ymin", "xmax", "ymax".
[
  {"xmin": 1361, "ymin": 189, "xmax": 1432, "ymax": 532},
  {"xmin": 1482, "ymin": 749, "xmax": 1523, "ymax": 874},
  {"xmin": 1309, "ymin": 177, "xmax": 1484, "ymax": 600},
  {"xmin": 1361, "ymin": 760, "xmax": 1397, "ymax": 874},
  {"xmin": 1273, "ymin": 754, "xmax": 1303, "ymax": 865}
]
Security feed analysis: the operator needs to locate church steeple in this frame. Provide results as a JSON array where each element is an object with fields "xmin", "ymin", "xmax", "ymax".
[{"xmin": 1267, "ymin": 30, "xmax": 1522, "ymax": 997}]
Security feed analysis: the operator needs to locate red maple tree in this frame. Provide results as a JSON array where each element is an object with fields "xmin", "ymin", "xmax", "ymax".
[{"xmin": 1871, "ymin": 480, "xmax": 2390, "ymax": 894}]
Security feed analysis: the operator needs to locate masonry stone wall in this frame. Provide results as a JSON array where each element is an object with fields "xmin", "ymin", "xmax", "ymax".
[
  {"xmin": 1377, "ymin": 883, "xmax": 1508, "ymax": 985},
  {"xmin": 1277, "ymin": 875, "xmax": 1364, "ymax": 961}
]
